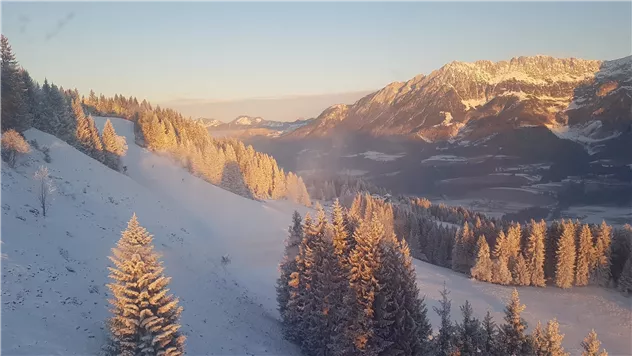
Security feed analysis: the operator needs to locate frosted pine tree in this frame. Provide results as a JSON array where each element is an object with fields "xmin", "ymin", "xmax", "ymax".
[
  {"xmin": 581, "ymin": 329, "xmax": 608, "ymax": 356},
  {"xmin": 575, "ymin": 224, "xmax": 593, "ymax": 287},
  {"xmin": 499, "ymin": 289, "xmax": 530, "ymax": 355},
  {"xmin": 102, "ymin": 119, "xmax": 126, "ymax": 170},
  {"xmin": 531, "ymin": 321, "xmax": 546, "ymax": 355},
  {"xmin": 526, "ymin": 220, "xmax": 547, "ymax": 287},
  {"xmin": 456, "ymin": 300, "xmax": 483, "ymax": 356},
  {"xmin": 471, "ymin": 235, "xmax": 493, "ymax": 282},
  {"xmin": 347, "ymin": 214, "xmax": 385, "ymax": 354},
  {"xmin": 481, "ymin": 311, "xmax": 499, "ymax": 356},
  {"xmin": 592, "ymin": 221, "xmax": 612, "ymax": 287},
  {"xmin": 106, "ymin": 214, "xmax": 185, "ymax": 356},
  {"xmin": 618, "ymin": 256, "xmax": 632, "ymax": 296},
  {"xmin": 331, "ymin": 198, "xmax": 353, "ymax": 259},
  {"xmin": 555, "ymin": 221, "xmax": 576, "ymax": 289},
  {"xmin": 276, "ymin": 211, "xmax": 302, "ymax": 340},
  {"xmin": 539, "ymin": 319, "xmax": 568, "ymax": 356},
  {"xmin": 492, "ymin": 234, "xmax": 512, "ymax": 285},
  {"xmin": 506, "ymin": 223, "xmax": 522, "ymax": 260},
  {"xmin": 512, "ymin": 254, "xmax": 531, "ymax": 286},
  {"xmin": 432, "ymin": 283, "xmax": 457, "ymax": 356}
]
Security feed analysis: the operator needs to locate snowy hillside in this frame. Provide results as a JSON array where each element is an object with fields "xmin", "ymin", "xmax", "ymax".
[{"xmin": 2, "ymin": 117, "xmax": 630, "ymax": 355}]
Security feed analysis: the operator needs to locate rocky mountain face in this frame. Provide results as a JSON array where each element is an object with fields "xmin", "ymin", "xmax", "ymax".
[{"xmin": 286, "ymin": 55, "xmax": 631, "ymax": 156}]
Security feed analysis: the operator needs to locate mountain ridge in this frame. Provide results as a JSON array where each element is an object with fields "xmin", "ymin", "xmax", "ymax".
[{"xmin": 285, "ymin": 55, "xmax": 631, "ymax": 154}]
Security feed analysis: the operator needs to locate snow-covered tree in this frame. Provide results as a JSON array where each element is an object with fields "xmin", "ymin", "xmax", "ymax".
[
  {"xmin": 34, "ymin": 165, "xmax": 55, "ymax": 217},
  {"xmin": 432, "ymin": 283, "xmax": 457, "ymax": 356},
  {"xmin": 581, "ymin": 329, "xmax": 608, "ymax": 356},
  {"xmin": 481, "ymin": 311, "xmax": 500, "ymax": 356},
  {"xmin": 526, "ymin": 220, "xmax": 547, "ymax": 287},
  {"xmin": 537, "ymin": 319, "xmax": 568, "ymax": 356},
  {"xmin": 499, "ymin": 289, "xmax": 531, "ymax": 355},
  {"xmin": 575, "ymin": 224, "xmax": 593, "ymax": 287},
  {"xmin": 347, "ymin": 214, "xmax": 385, "ymax": 354},
  {"xmin": 456, "ymin": 300, "xmax": 483, "ymax": 356},
  {"xmin": 106, "ymin": 214, "xmax": 185, "ymax": 356},
  {"xmin": 1, "ymin": 35, "xmax": 30, "ymax": 132},
  {"xmin": 1, "ymin": 129, "xmax": 30, "ymax": 167},
  {"xmin": 276, "ymin": 211, "xmax": 302, "ymax": 341},
  {"xmin": 331, "ymin": 198, "xmax": 352, "ymax": 259},
  {"xmin": 471, "ymin": 235, "xmax": 493, "ymax": 282},
  {"xmin": 555, "ymin": 221, "xmax": 576, "ymax": 289},
  {"xmin": 618, "ymin": 256, "xmax": 632, "ymax": 296},
  {"xmin": 512, "ymin": 253, "xmax": 531, "ymax": 286},
  {"xmin": 592, "ymin": 221, "xmax": 613, "ymax": 287},
  {"xmin": 452, "ymin": 222, "xmax": 474, "ymax": 273},
  {"xmin": 102, "ymin": 118, "xmax": 127, "ymax": 170}
]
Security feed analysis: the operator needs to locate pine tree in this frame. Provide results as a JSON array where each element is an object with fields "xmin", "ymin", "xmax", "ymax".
[
  {"xmin": 592, "ymin": 221, "xmax": 613, "ymax": 287},
  {"xmin": 452, "ymin": 223, "xmax": 474, "ymax": 273},
  {"xmin": 575, "ymin": 224, "xmax": 593, "ymax": 287},
  {"xmin": 618, "ymin": 256, "xmax": 632, "ymax": 296},
  {"xmin": 539, "ymin": 319, "xmax": 569, "ymax": 356},
  {"xmin": 1, "ymin": 35, "xmax": 29, "ymax": 133},
  {"xmin": 303, "ymin": 211, "xmax": 350, "ymax": 356},
  {"xmin": 102, "ymin": 119, "xmax": 126, "ymax": 170},
  {"xmin": 276, "ymin": 211, "xmax": 302, "ymax": 341},
  {"xmin": 581, "ymin": 329, "xmax": 608, "ymax": 356},
  {"xmin": 555, "ymin": 221, "xmax": 576, "ymax": 289},
  {"xmin": 512, "ymin": 253, "xmax": 531, "ymax": 286},
  {"xmin": 347, "ymin": 213, "xmax": 385, "ymax": 354},
  {"xmin": 433, "ymin": 283, "xmax": 457, "ymax": 356},
  {"xmin": 506, "ymin": 223, "xmax": 522, "ymax": 260},
  {"xmin": 331, "ymin": 199, "xmax": 353, "ymax": 259},
  {"xmin": 546, "ymin": 221, "xmax": 563, "ymax": 280},
  {"xmin": 107, "ymin": 214, "xmax": 185, "ymax": 356},
  {"xmin": 531, "ymin": 321, "xmax": 547, "ymax": 356},
  {"xmin": 499, "ymin": 289, "xmax": 530, "ymax": 355},
  {"xmin": 285, "ymin": 213, "xmax": 314, "ymax": 343},
  {"xmin": 456, "ymin": 300, "xmax": 483, "ymax": 356},
  {"xmin": 526, "ymin": 220, "xmax": 547, "ymax": 287},
  {"xmin": 481, "ymin": 311, "xmax": 499, "ymax": 356},
  {"xmin": 471, "ymin": 235, "xmax": 493, "ymax": 282}
]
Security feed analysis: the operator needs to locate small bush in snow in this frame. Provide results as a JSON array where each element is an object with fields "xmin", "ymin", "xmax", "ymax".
[
  {"xmin": 42, "ymin": 146, "xmax": 52, "ymax": 163},
  {"xmin": 2, "ymin": 129, "xmax": 30, "ymax": 168},
  {"xmin": 34, "ymin": 165, "xmax": 55, "ymax": 217}
]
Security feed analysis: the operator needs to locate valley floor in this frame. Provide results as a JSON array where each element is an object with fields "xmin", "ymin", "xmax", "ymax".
[{"xmin": 1, "ymin": 117, "xmax": 630, "ymax": 355}]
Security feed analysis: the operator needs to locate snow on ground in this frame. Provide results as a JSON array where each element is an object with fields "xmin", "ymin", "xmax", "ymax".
[
  {"xmin": 421, "ymin": 155, "xmax": 468, "ymax": 163},
  {"xmin": 3, "ymin": 117, "xmax": 631, "ymax": 355},
  {"xmin": 2, "ymin": 120, "xmax": 305, "ymax": 355},
  {"xmin": 336, "ymin": 169, "xmax": 368, "ymax": 176},
  {"xmin": 561, "ymin": 205, "xmax": 632, "ymax": 228},
  {"xmin": 344, "ymin": 151, "xmax": 405, "ymax": 162},
  {"xmin": 415, "ymin": 261, "xmax": 632, "ymax": 356}
]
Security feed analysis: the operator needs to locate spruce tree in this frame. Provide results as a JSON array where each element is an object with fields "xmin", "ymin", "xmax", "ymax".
[
  {"xmin": 526, "ymin": 220, "xmax": 547, "ymax": 287},
  {"xmin": 471, "ymin": 235, "xmax": 493, "ymax": 282},
  {"xmin": 512, "ymin": 254, "xmax": 531, "ymax": 286},
  {"xmin": 581, "ymin": 329, "xmax": 608, "ymax": 356},
  {"xmin": 107, "ymin": 214, "xmax": 185, "ymax": 356},
  {"xmin": 618, "ymin": 256, "xmax": 632, "ymax": 296},
  {"xmin": 285, "ymin": 213, "xmax": 314, "ymax": 343},
  {"xmin": 499, "ymin": 289, "xmax": 530, "ymax": 355},
  {"xmin": 575, "ymin": 224, "xmax": 593, "ymax": 287},
  {"xmin": 347, "ymin": 213, "xmax": 386, "ymax": 354},
  {"xmin": 331, "ymin": 198, "xmax": 352, "ymax": 259},
  {"xmin": 276, "ymin": 211, "xmax": 302, "ymax": 341},
  {"xmin": 102, "ymin": 119, "xmax": 125, "ymax": 170},
  {"xmin": 592, "ymin": 221, "xmax": 613, "ymax": 287},
  {"xmin": 481, "ymin": 311, "xmax": 499, "ymax": 356},
  {"xmin": 456, "ymin": 300, "xmax": 483, "ymax": 356},
  {"xmin": 555, "ymin": 221, "xmax": 576, "ymax": 289},
  {"xmin": 433, "ymin": 283, "xmax": 457, "ymax": 356},
  {"xmin": 1, "ymin": 35, "xmax": 29, "ymax": 132},
  {"xmin": 506, "ymin": 223, "xmax": 522, "ymax": 260},
  {"xmin": 531, "ymin": 321, "xmax": 546, "ymax": 356},
  {"xmin": 539, "ymin": 319, "xmax": 569, "ymax": 356}
]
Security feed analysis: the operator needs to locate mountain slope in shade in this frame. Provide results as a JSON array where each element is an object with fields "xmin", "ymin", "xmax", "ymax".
[{"xmin": 287, "ymin": 55, "xmax": 631, "ymax": 154}]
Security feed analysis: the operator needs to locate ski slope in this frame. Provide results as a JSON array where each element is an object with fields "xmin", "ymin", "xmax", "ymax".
[{"xmin": 2, "ymin": 117, "xmax": 631, "ymax": 355}]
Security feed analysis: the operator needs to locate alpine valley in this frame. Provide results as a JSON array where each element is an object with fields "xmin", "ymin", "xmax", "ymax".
[{"xmin": 238, "ymin": 55, "xmax": 632, "ymax": 221}]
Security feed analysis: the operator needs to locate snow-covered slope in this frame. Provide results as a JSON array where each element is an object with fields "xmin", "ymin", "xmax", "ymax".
[
  {"xmin": 2, "ymin": 118, "xmax": 630, "ymax": 355},
  {"xmin": 1, "ymin": 120, "xmax": 306, "ymax": 355}
]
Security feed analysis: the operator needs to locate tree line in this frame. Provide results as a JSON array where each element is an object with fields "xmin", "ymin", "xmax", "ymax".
[
  {"xmin": 276, "ymin": 200, "xmax": 611, "ymax": 355},
  {"xmin": 355, "ymin": 193, "xmax": 632, "ymax": 295},
  {"xmin": 81, "ymin": 88, "xmax": 311, "ymax": 205},
  {"xmin": 1, "ymin": 35, "xmax": 127, "ymax": 172}
]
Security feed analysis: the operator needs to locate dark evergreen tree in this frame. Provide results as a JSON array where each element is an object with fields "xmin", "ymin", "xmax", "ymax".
[
  {"xmin": 499, "ymin": 289, "xmax": 531, "ymax": 355},
  {"xmin": 456, "ymin": 300, "xmax": 483, "ymax": 356},
  {"xmin": 432, "ymin": 283, "xmax": 457, "ymax": 356}
]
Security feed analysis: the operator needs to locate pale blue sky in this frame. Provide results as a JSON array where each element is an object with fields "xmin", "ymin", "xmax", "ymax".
[{"xmin": 2, "ymin": 2, "xmax": 631, "ymax": 119}]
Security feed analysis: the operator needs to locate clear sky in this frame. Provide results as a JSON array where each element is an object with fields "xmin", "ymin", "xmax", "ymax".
[{"xmin": 2, "ymin": 1, "xmax": 631, "ymax": 120}]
